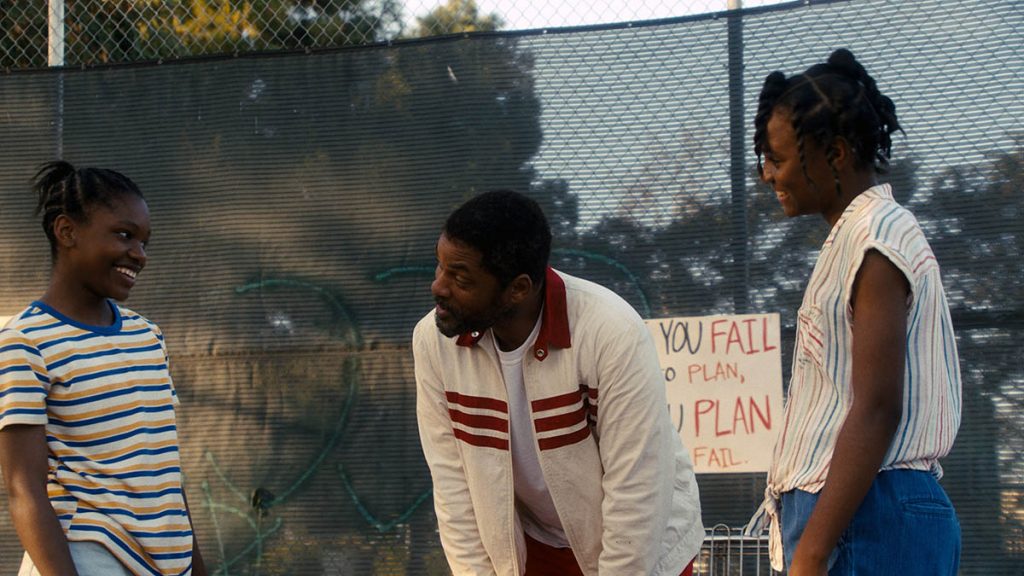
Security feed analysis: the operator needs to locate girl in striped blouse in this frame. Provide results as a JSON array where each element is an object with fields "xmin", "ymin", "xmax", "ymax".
[
  {"xmin": 0, "ymin": 162, "xmax": 207, "ymax": 575},
  {"xmin": 748, "ymin": 50, "xmax": 962, "ymax": 575}
]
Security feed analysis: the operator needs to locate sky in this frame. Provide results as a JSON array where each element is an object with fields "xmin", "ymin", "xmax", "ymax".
[{"xmin": 403, "ymin": 0, "xmax": 789, "ymax": 32}]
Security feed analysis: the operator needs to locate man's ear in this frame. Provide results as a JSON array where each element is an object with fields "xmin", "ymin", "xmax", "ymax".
[
  {"xmin": 505, "ymin": 273, "xmax": 535, "ymax": 306},
  {"xmin": 53, "ymin": 214, "xmax": 76, "ymax": 249}
]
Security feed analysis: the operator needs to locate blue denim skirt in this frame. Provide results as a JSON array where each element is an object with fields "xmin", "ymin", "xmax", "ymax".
[{"xmin": 781, "ymin": 469, "xmax": 960, "ymax": 575}]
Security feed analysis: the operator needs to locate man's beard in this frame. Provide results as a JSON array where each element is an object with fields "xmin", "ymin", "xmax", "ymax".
[{"xmin": 434, "ymin": 298, "xmax": 515, "ymax": 338}]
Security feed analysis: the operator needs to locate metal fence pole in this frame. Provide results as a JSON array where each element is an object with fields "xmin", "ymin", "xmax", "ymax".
[
  {"xmin": 48, "ymin": 0, "xmax": 65, "ymax": 158},
  {"xmin": 727, "ymin": 0, "xmax": 748, "ymax": 313},
  {"xmin": 48, "ymin": 0, "xmax": 65, "ymax": 67}
]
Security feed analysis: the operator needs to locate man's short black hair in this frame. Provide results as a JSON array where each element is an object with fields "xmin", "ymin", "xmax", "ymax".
[{"xmin": 443, "ymin": 190, "xmax": 552, "ymax": 287}]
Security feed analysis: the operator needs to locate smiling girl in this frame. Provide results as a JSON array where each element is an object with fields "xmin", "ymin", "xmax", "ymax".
[
  {"xmin": 747, "ymin": 50, "xmax": 962, "ymax": 575},
  {"xmin": 0, "ymin": 161, "xmax": 206, "ymax": 575}
]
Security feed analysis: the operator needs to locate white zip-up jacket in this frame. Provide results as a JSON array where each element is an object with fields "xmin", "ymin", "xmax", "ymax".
[{"xmin": 414, "ymin": 268, "xmax": 704, "ymax": 575}]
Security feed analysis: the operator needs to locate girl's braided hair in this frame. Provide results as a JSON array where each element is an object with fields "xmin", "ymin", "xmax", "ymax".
[
  {"xmin": 33, "ymin": 160, "xmax": 144, "ymax": 258},
  {"xmin": 753, "ymin": 49, "xmax": 902, "ymax": 197}
]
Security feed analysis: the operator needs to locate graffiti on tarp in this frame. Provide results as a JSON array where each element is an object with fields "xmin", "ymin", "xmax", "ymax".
[
  {"xmin": 201, "ymin": 278, "xmax": 431, "ymax": 574},
  {"xmin": 201, "ymin": 250, "xmax": 646, "ymax": 572}
]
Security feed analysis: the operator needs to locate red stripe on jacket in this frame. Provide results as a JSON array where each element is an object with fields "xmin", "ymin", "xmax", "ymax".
[
  {"xmin": 449, "ymin": 409, "xmax": 509, "ymax": 433},
  {"xmin": 537, "ymin": 426, "xmax": 591, "ymax": 451},
  {"xmin": 453, "ymin": 428, "xmax": 509, "ymax": 450},
  {"xmin": 446, "ymin": 391, "xmax": 508, "ymax": 413}
]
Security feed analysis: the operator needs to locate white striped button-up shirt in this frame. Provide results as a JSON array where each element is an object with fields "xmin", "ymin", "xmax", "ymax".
[{"xmin": 747, "ymin": 183, "xmax": 962, "ymax": 570}]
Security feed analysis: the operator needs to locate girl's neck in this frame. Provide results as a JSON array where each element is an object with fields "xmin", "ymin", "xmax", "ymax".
[
  {"xmin": 825, "ymin": 172, "xmax": 879, "ymax": 227},
  {"xmin": 41, "ymin": 282, "xmax": 115, "ymax": 327}
]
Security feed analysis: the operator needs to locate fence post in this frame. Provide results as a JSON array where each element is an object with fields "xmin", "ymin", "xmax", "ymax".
[
  {"xmin": 727, "ymin": 0, "xmax": 748, "ymax": 313},
  {"xmin": 48, "ymin": 0, "xmax": 65, "ymax": 66},
  {"xmin": 48, "ymin": 0, "xmax": 65, "ymax": 158}
]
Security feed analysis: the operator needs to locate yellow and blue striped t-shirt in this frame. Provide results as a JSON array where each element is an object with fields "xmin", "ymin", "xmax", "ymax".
[{"xmin": 0, "ymin": 301, "xmax": 194, "ymax": 575}]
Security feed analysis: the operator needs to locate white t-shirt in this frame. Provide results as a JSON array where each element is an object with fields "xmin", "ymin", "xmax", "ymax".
[{"xmin": 495, "ymin": 312, "xmax": 570, "ymax": 548}]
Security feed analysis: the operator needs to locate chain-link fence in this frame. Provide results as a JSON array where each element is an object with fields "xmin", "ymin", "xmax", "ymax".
[
  {"xmin": 3, "ymin": 0, "xmax": 404, "ymax": 69},
  {"xmin": 3, "ymin": 0, "xmax": 789, "ymax": 69},
  {"xmin": 0, "ymin": 0, "xmax": 1022, "ymax": 575}
]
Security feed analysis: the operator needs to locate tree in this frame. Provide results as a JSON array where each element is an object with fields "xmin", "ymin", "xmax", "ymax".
[
  {"xmin": 1, "ymin": 0, "xmax": 505, "ymax": 69},
  {"xmin": 0, "ymin": 0, "xmax": 406, "ymax": 68},
  {"xmin": 910, "ymin": 137, "xmax": 1024, "ymax": 574},
  {"xmin": 1, "ymin": 0, "xmax": 48, "ymax": 69},
  {"xmin": 411, "ymin": 0, "xmax": 503, "ymax": 38}
]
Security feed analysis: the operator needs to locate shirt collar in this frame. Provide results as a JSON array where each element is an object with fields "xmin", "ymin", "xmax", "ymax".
[
  {"xmin": 456, "ymin": 267, "xmax": 571, "ymax": 361},
  {"xmin": 824, "ymin": 183, "xmax": 894, "ymax": 248}
]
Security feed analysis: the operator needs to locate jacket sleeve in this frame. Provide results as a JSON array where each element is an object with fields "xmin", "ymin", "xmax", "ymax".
[
  {"xmin": 593, "ymin": 317, "xmax": 681, "ymax": 573},
  {"xmin": 413, "ymin": 320, "xmax": 497, "ymax": 576}
]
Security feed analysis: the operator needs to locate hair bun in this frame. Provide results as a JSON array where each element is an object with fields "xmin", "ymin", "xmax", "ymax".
[
  {"xmin": 755, "ymin": 71, "xmax": 788, "ymax": 124},
  {"xmin": 760, "ymin": 71, "xmax": 788, "ymax": 100},
  {"xmin": 752, "ymin": 71, "xmax": 789, "ymax": 158},
  {"xmin": 826, "ymin": 48, "xmax": 867, "ymax": 84}
]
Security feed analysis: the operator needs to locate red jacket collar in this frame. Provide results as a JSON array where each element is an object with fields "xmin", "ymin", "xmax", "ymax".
[{"xmin": 456, "ymin": 267, "xmax": 571, "ymax": 361}]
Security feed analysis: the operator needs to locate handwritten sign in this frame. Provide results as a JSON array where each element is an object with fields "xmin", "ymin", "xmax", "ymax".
[{"xmin": 645, "ymin": 314, "xmax": 783, "ymax": 474}]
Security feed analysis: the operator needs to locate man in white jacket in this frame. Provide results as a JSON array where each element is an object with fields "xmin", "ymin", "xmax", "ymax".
[{"xmin": 414, "ymin": 190, "xmax": 703, "ymax": 576}]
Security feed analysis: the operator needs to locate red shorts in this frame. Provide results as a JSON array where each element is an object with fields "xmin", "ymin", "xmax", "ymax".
[{"xmin": 524, "ymin": 532, "xmax": 694, "ymax": 576}]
